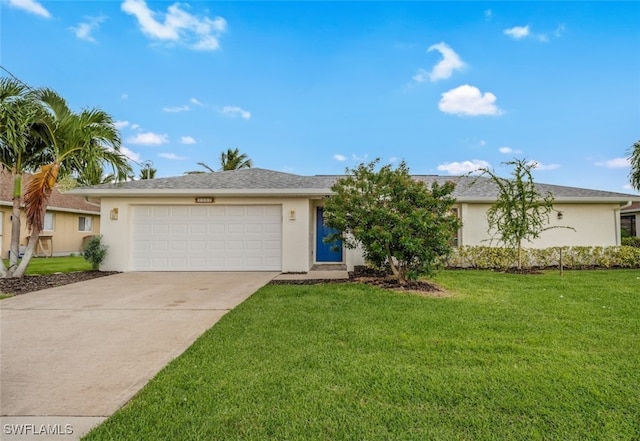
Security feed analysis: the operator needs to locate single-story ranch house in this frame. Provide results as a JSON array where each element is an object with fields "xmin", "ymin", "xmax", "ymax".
[
  {"xmin": 0, "ymin": 171, "xmax": 100, "ymax": 259},
  {"xmin": 70, "ymin": 168, "xmax": 640, "ymax": 273}
]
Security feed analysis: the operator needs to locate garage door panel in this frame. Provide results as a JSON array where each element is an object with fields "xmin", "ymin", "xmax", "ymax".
[
  {"xmin": 132, "ymin": 205, "xmax": 282, "ymax": 271},
  {"xmin": 208, "ymin": 224, "xmax": 225, "ymax": 234}
]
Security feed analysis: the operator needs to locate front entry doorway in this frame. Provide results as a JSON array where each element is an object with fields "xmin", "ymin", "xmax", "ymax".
[{"xmin": 315, "ymin": 207, "xmax": 343, "ymax": 262}]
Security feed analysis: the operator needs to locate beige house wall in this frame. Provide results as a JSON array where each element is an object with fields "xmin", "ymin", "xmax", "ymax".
[
  {"xmin": 98, "ymin": 196, "xmax": 316, "ymax": 272},
  {"xmin": 0, "ymin": 206, "xmax": 99, "ymax": 259},
  {"xmin": 96, "ymin": 197, "xmax": 626, "ymax": 273},
  {"xmin": 460, "ymin": 202, "xmax": 622, "ymax": 248}
]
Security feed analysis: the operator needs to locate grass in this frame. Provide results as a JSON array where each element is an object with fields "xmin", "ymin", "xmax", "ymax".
[
  {"xmin": 84, "ymin": 270, "xmax": 640, "ymax": 440},
  {"xmin": 2, "ymin": 255, "xmax": 91, "ymax": 275}
]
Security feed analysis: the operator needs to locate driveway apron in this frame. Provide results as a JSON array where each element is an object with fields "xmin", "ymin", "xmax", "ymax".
[{"xmin": 0, "ymin": 272, "xmax": 276, "ymax": 441}]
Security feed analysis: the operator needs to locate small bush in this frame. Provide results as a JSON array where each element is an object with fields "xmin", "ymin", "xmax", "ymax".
[
  {"xmin": 82, "ymin": 235, "xmax": 108, "ymax": 270},
  {"xmin": 622, "ymin": 236, "xmax": 640, "ymax": 248}
]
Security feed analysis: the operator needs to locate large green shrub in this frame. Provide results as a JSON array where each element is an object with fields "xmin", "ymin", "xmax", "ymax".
[
  {"xmin": 324, "ymin": 159, "xmax": 461, "ymax": 284},
  {"xmin": 82, "ymin": 235, "xmax": 108, "ymax": 270}
]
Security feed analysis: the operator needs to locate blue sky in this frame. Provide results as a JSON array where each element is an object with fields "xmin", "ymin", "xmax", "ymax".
[{"xmin": 1, "ymin": 0, "xmax": 639, "ymax": 193}]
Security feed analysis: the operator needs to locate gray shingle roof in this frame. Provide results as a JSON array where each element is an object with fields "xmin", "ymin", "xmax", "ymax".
[{"xmin": 70, "ymin": 167, "xmax": 639, "ymax": 202}]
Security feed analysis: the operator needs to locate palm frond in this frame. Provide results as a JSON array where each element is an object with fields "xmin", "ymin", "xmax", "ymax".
[{"xmin": 23, "ymin": 163, "xmax": 59, "ymax": 231}]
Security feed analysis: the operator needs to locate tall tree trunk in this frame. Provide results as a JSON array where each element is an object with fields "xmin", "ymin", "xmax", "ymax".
[
  {"xmin": 13, "ymin": 226, "xmax": 41, "ymax": 278},
  {"xmin": 9, "ymin": 174, "xmax": 22, "ymax": 275}
]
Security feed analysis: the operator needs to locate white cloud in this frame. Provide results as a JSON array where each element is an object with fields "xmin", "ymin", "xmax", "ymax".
[
  {"xmin": 221, "ymin": 106, "xmax": 251, "ymax": 120},
  {"xmin": 352, "ymin": 153, "xmax": 368, "ymax": 162},
  {"xmin": 121, "ymin": 93, "xmax": 129, "ymax": 100},
  {"xmin": 69, "ymin": 15, "xmax": 106, "ymax": 43},
  {"xmin": 623, "ymin": 183, "xmax": 633, "ymax": 190},
  {"xmin": 412, "ymin": 68, "xmax": 429, "ymax": 83},
  {"xmin": 437, "ymin": 159, "xmax": 490, "ymax": 175},
  {"xmin": 389, "ymin": 157, "xmax": 398, "ymax": 163},
  {"xmin": 554, "ymin": 23, "xmax": 566, "ymax": 38},
  {"xmin": 439, "ymin": 84, "xmax": 502, "ymax": 116},
  {"xmin": 504, "ymin": 24, "xmax": 563, "ymax": 42},
  {"xmin": 120, "ymin": 146, "xmax": 140, "ymax": 162},
  {"xmin": 114, "ymin": 120, "xmax": 130, "ymax": 129},
  {"xmin": 163, "ymin": 105, "xmax": 190, "ymax": 112},
  {"xmin": 333, "ymin": 154, "xmax": 347, "ymax": 161},
  {"xmin": 499, "ymin": 146, "xmax": 522, "ymax": 154},
  {"xmin": 426, "ymin": 42, "xmax": 466, "ymax": 82},
  {"xmin": 6, "ymin": 0, "xmax": 50, "ymax": 18},
  {"xmin": 126, "ymin": 131, "xmax": 169, "ymax": 145},
  {"xmin": 504, "ymin": 25, "xmax": 530, "ymax": 40},
  {"xmin": 121, "ymin": 0, "xmax": 227, "ymax": 51},
  {"xmin": 484, "ymin": 9, "xmax": 492, "ymax": 20},
  {"xmin": 130, "ymin": 123, "xmax": 140, "ymax": 130},
  {"xmin": 159, "ymin": 152, "xmax": 187, "ymax": 160},
  {"xmin": 528, "ymin": 160, "xmax": 560, "ymax": 171},
  {"xmin": 595, "ymin": 157, "xmax": 630, "ymax": 168},
  {"xmin": 190, "ymin": 97, "xmax": 204, "ymax": 106},
  {"xmin": 180, "ymin": 136, "xmax": 196, "ymax": 145}
]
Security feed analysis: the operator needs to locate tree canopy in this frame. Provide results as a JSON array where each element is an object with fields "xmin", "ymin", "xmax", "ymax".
[
  {"xmin": 194, "ymin": 148, "xmax": 253, "ymax": 173},
  {"xmin": 0, "ymin": 78, "xmax": 132, "ymax": 278},
  {"xmin": 628, "ymin": 140, "xmax": 640, "ymax": 191},
  {"xmin": 478, "ymin": 159, "xmax": 573, "ymax": 269},
  {"xmin": 323, "ymin": 160, "xmax": 461, "ymax": 284}
]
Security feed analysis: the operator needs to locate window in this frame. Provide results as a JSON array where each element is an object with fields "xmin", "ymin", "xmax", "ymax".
[
  {"xmin": 621, "ymin": 215, "xmax": 636, "ymax": 237},
  {"xmin": 43, "ymin": 212, "xmax": 55, "ymax": 231},
  {"xmin": 78, "ymin": 216, "xmax": 93, "ymax": 232},
  {"xmin": 451, "ymin": 208, "xmax": 460, "ymax": 247}
]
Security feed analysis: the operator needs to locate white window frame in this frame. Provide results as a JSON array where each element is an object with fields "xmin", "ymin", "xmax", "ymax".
[
  {"xmin": 43, "ymin": 212, "xmax": 55, "ymax": 232},
  {"xmin": 78, "ymin": 216, "xmax": 93, "ymax": 232}
]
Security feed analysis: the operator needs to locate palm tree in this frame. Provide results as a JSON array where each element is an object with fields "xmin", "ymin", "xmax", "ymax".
[
  {"xmin": 197, "ymin": 147, "xmax": 253, "ymax": 172},
  {"xmin": 629, "ymin": 140, "xmax": 640, "ymax": 191},
  {"xmin": 0, "ymin": 78, "xmax": 46, "ymax": 276},
  {"xmin": 139, "ymin": 161, "xmax": 157, "ymax": 179},
  {"xmin": 14, "ymin": 89, "xmax": 132, "ymax": 277}
]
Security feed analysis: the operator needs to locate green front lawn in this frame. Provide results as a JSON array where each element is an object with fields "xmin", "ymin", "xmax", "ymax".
[
  {"xmin": 2, "ymin": 256, "xmax": 91, "ymax": 275},
  {"xmin": 84, "ymin": 270, "xmax": 639, "ymax": 440}
]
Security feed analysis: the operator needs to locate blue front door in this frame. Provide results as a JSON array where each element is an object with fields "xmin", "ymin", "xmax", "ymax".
[{"xmin": 316, "ymin": 207, "xmax": 343, "ymax": 262}]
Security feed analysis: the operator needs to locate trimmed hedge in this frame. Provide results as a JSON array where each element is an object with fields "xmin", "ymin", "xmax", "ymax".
[
  {"xmin": 447, "ymin": 245, "xmax": 640, "ymax": 270},
  {"xmin": 622, "ymin": 237, "xmax": 640, "ymax": 248}
]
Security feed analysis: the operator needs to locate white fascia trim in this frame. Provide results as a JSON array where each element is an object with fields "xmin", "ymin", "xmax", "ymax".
[{"xmin": 458, "ymin": 197, "xmax": 640, "ymax": 205}]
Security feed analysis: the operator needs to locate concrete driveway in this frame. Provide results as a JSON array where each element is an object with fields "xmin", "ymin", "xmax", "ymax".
[{"xmin": 0, "ymin": 272, "xmax": 276, "ymax": 440}]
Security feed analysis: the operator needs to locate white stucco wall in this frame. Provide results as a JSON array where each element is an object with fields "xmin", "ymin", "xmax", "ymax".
[
  {"xmin": 460, "ymin": 202, "xmax": 623, "ymax": 247},
  {"xmin": 99, "ymin": 196, "xmax": 312, "ymax": 272}
]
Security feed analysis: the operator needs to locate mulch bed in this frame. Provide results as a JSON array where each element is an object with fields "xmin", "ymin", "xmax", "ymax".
[
  {"xmin": 270, "ymin": 266, "xmax": 448, "ymax": 297},
  {"xmin": 0, "ymin": 271, "xmax": 119, "ymax": 296}
]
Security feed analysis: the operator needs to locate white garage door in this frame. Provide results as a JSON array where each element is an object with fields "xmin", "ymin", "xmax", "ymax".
[{"xmin": 131, "ymin": 205, "xmax": 282, "ymax": 271}]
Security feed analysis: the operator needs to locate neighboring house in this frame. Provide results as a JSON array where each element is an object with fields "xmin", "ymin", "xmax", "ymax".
[
  {"xmin": 621, "ymin": 202, "xmax": 640, "ymax": 237},
  {"xmin": 0, "ymin": 171, "xmax": 101, "ymax": 258},
  {"xmin": 69, "ymin": 168, "xmax": 640, "ymax": 273}
]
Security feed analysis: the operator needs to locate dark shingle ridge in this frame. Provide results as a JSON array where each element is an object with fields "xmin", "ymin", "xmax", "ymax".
[{"xmin": 75, "ymin": 167, "xmax": 638, "ymax": 200}]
